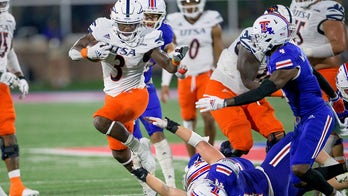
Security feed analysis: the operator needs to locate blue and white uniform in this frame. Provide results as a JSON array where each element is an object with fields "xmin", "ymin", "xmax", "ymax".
[
  {"xmin": 266, "ymin": 42, "xmax": 335, "ymax": 185},
  {"xmin": 133, "ymin": 22, "xmax": 174, "ymax": 138},
  {"xmin": 185, "ymin": 133, "xmax": 299, "ymax": 195}
]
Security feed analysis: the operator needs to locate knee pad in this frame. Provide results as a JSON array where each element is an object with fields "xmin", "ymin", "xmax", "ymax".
[{"xmin": 1, "ymin": 144, "xmax": 19, "ymax": 160}]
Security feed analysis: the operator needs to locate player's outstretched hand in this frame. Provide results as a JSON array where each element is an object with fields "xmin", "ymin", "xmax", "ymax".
[
  {"xmin": 145, "ymin": 116, "xmax": 180, "ymax": 133},
  {"xmin": 172, "ymin": 45, "xmax": 189, "ymax": 63},
  {"xmin": 195, "ymin": 94, "xmax": 226, "ymax": 112},
  {"xmin": 87, "ymin": 42, "xmax": 111, "ymax": 60}
]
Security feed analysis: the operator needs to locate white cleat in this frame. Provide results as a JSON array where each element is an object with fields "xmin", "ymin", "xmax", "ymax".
[
  {"xmin": 137, "ymin": 138, "xmax": 156, "ymax": 174},
  {"xmin": 21, "ymin": 188, "xmax": 39, "ymax": 196},
  {"xmin": 335, "ymin": 172, "xmax": 348, "ymax": 183}
]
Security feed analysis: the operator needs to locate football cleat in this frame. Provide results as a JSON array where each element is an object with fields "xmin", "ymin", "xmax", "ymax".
[{"xmin": 137, "ymin": 138, "xmax": 156, "ymax": 174}]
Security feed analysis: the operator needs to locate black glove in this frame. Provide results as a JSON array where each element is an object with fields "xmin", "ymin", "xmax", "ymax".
[
  {"xmin": 131, "ymin": 167, "xmax": 149, "ymax": 182},
  {"xmin": 165, "ymin": 117, "xmax": 180, "ymax": 133}
]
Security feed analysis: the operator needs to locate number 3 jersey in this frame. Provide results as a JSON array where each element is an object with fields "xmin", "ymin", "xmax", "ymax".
[
  {"xmin": 0, "ymin": 12, "xmax": 15, "ymax": 72},
  {"xmin": 166, "ymin": 10, "xmax": 223, "ymax": 76},
  {"xmin": 290, "ymin": 0, "xmax": 345, "ymax": 48},
  {"xmin": 88, "ymin": 17, "xmax": 164, "ymax": 97}
]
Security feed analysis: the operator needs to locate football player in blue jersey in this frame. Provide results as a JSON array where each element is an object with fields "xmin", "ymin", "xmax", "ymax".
[{"xmin": 195, "ymin": 13, "xmax": 343, "ymax": 196}]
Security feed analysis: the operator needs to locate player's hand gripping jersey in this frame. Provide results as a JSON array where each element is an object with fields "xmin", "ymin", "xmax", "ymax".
[
  {"xmin": 88, "ymin": 17, "xmax": 164, "ymax": 97},
  {"xmin": 166, "ymin": 10, "xmax": 222, "ymax": 75}
]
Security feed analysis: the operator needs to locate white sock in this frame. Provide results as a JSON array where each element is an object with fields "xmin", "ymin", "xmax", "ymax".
[
  {"xmin": 123, "ymin": 134, "xmax": 140, "ymax": 151},
  {"xmin": 8, "ymin": 169, "xmax": 20, "ymax": 179},
  {"xmin": 154, "ymin": 139, "xmax": 176, "ymax": 188}
]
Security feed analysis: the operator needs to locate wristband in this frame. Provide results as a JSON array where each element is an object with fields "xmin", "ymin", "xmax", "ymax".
[
  {"xmin": 171, "ymin": 59, "xmax": 180, "ymax": 66},
  {"xmin": 165, "ymin": 117, "xmax": 180, "ymax": 133},
  {"xmin": 131, "ymin": 167, "xmax": 148, "ymax": 182},
  {"xmin": 187, "ymin": 132, "xmax": 204, "ymax": 147},
  {"xmin": 80, "ymin": 48, "xmax": 88, "ymax": 58}
]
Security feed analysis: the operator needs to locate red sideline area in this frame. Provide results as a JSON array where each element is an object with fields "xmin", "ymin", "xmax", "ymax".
[{"xmin": 35, "ymin": 142, "xmax": 348, "ymax": 164}]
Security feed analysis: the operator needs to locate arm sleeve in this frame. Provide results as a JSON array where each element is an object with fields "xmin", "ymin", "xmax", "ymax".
[
  {"xmin": 312, "ymin": 68, "xmax": 336, "ymax": 99},
  {"xmin": 233, "ymin": 80, "xmax": 278, "ymax": 106}
]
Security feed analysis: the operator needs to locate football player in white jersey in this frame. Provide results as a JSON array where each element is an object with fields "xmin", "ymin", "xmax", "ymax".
[
  {"xmin": 0, "ymin": 0, "xmax": 39, "ymax": 195},
  {"xmin": 160, "ymin": 0, "xmax": 224, "ymax": 157},
  {"xmin": 290, "ymin": 0, "xmax": 348, "ymax": 185},
  {"xmin": 68, "ymin": 0, "xmax": 187, "ymax": 195},
  {"xmin": 290, "ymin": 0, "xmax": 347, "ymax": 99}
]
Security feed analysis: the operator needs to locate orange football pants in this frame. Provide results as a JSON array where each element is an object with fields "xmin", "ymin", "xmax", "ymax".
[
  {"xmin": 317, "ymin": 67, "xmax": 339, "ymax": 101},
  {"xmin": 205, "ymin": 80, "xmax": 284, "ymax": 152},
  {"xmin": 0, "ymin": 83, "xmax": 16, "ymax": 135},
  {"xmin": 94, "ymin": 88, "xmax": 148, "ymax": 151},
  {"xmin": 178, "ymin": 71, "xmax": 211, "ymax": 120}
]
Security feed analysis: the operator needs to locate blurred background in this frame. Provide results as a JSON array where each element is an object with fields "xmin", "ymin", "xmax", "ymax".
[{"xmin": 9, "ymin": 0, "xmax": 348, "ymax": 90}]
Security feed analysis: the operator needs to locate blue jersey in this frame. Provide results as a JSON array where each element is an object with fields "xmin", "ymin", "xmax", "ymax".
[
  {"xmin": 143, "ymin": 22, "xmax": 174, "ymax": 84},
  {"xmin": 266, "ymin": 42, "xmax": 334, "ymax": 186},
  {"xmin": 266, "ymin": 42, "xmax": 326, "ymax": 118}
]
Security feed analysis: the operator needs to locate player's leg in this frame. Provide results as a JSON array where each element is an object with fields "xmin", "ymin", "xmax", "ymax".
[
  {"xmin": 205, "ymin": 80, "xmax": 252, "ymax": 156},
  {"xmin": 140, "ymin": 83, "xmax": 176, "ymax": 187},
  {"xmin": 290, "ymin": 110, "xmax": 339, "ymax": 195},
  {"xmin": 93, "ymin": 89, "xmax": 156, "ymax": 195},
  {"xmin": 196, "ymin": 72, "xmax": 216, "ymax": 147},
  {"xmin": 178, "ymin": 77, "xmax": 197, "ymax": 157},
  {"xmin": 247, "ymin": 98, "xmax": 285, "ymax": 152},
  {"xmin": 0, "ymin": 83, "xmax": 39, "ymax": 196}
]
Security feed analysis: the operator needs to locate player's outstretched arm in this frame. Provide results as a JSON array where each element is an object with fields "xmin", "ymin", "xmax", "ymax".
[
  {"xmin": 145, "ymin": 116, "xmax": 224, "ymax": 164},
  {"xmin": 131, "ymin": 154, "xmax": 186, "ymax": 196}
]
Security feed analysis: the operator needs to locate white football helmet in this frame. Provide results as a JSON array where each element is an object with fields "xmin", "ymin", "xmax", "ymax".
[
  {"xmin": 140, "ymin": 0, "xmax": 166, "ymax": 29},
  {"xmin": 110, "ymin": 0, "xmax": 144, "ymax": 42},
  {"xmin": 177, "ymin": 0, "xmax": 205, "ymax": 19},
  {"xmin": 264, "ymin": 4, "xmax": 296, "ymax": 38},
  {"xmin": 0, "ymin": 0, "xmax": 9, "ymax": 12},
  {"xmin": 336, "ymin": 63, "xmax": 348, "ymax": 102},
  {"xmin": 251, "ymin": 14, "xmax": 291, "ymax": 54},
  {"xmin": 293, "ymin": 0, "xmax": 319, "ymax": 8},
  {"xmin": 183, "ymin": 160, "xmax": 210, "ymax": 191},
  {"xmin": 187, "ymin": 179, "xmax": 227, "ymax": 196}
]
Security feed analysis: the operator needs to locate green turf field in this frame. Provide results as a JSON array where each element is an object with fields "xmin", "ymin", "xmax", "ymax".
[{"xmin": 0, "ymin": 97, "xmax": 338, "ymax": 195}]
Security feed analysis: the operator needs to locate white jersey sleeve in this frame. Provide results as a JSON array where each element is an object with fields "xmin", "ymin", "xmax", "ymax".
[
  {"xmin": 166, "ymin": 10, "xmax": 223, "ymax": 76},
  {"xmin": 0, "ymin": 12, "xmax": 15, "ymax": 72},
  {"xmin": 290, "ymin": 1, "xmax": 345, "ymax": 50}
]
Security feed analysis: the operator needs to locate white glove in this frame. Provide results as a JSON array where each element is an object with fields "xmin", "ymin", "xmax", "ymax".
[
  {"xmin": 131, "ymin": 152, "xmax": 142, "ymax": 170},
  {"xmin": 18, "ymin": 78, "xmax": 29, "ymax": 99},
  {"xmin": 144, "ymin": 116, "xmax": 168, "ymax": 129},
  {"xmin": 175, "ymin": 64, "xmax": 188, "ymax": 79},
  {"xmin": 172, "ymin": 45, "xmax": 189, "ymax": 63},
  {"xmin": 195, "ymin": 94, "xmax": 226, "ymax": 112},
  {"xmin": 87, "ymin": 42, "xmax": 111, "ymax": 60},
  {"xmin": 0, "ymin": 72, "xmax": 18, "ymax": 88}
]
